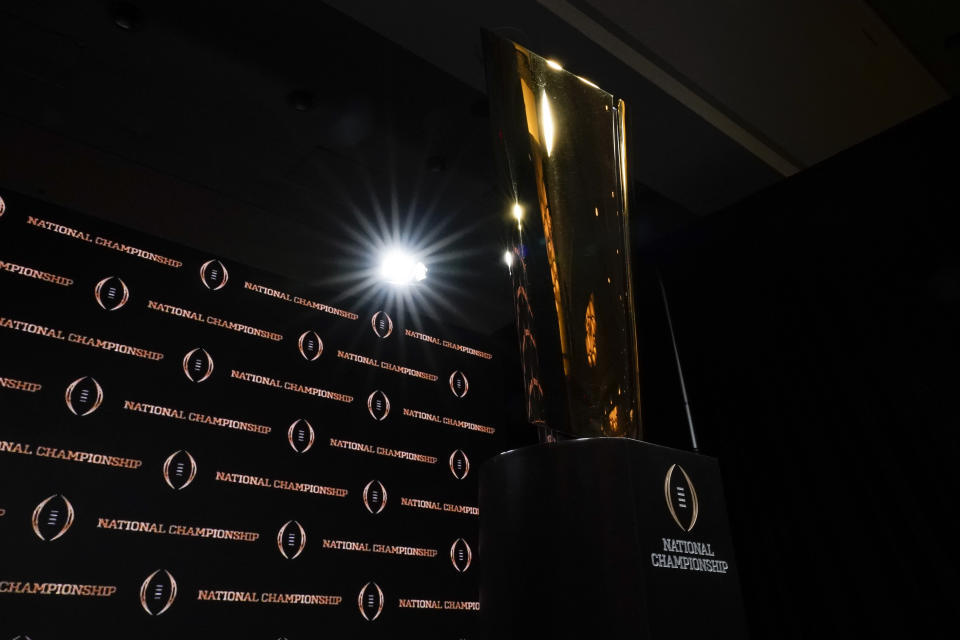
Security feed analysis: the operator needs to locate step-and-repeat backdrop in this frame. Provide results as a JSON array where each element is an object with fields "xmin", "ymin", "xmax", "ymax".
[{"xmin": 0, "ymin": 189, "xmax": 523, "ymax": 639}]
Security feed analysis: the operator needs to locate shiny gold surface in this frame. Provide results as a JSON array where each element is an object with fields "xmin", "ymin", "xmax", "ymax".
[{"xmin": 484, "ymin": 33, "xmax": 642, "ymax": 439}]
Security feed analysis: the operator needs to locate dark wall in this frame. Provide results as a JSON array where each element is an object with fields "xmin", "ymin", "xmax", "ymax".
[{"xmin": 638, "ymin": 99, "xmax": 959, "ymax": 637}]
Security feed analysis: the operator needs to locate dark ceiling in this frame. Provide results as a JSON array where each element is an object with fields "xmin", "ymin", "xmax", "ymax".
[
  {"xmin": 867, "ymin": 0, "xmax": 960, "ymax": 94},
  {"xmin": 0, "ymin": 0, "xmax": 518, "ymax": 332},
  {"xmin": 0, "ymin": 0, "xmax": 953, "ymax": 334}
]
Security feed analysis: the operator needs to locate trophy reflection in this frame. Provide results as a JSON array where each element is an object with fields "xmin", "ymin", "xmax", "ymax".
[{"xmin": 485, "ymin": 33, "xmax": 642, "ymax": 440}]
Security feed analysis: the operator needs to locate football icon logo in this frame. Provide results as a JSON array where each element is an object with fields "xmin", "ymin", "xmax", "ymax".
[
  {"xmin": 287, "ymin": 418, "xmax": 315, "ymax": 453},
  {"xmin": 357, "ymin": 581, "xmax": 384, "ymax": 621},
  {"xmin": 664, "ymin": 463, "xmax": 699, "ymax": 532},
  {"xmin": 0, "ymin": 194, "xmax": 5, "ymax": 217},
  {"xmin": 140, "ymin": 569, "xmax": 177, "ymax": 616},
  {"xmin": 450, "ymin": 538, "xmax": 472, "ymax": 573},
  {"xmin": 449, "ymin": 370, "xmax": 469, "ymax": 398},
  {"xmin": 94, "ymin": 276, "xmax": 130, "ymax": 311},
  {"xmin": 182, "ymin": 348, "xmax": 214, "ymax": 383},
  {"xmin": 65, "ymin": 376, "xmax": 104, "ymax": 416},
  {"xmin": 367, "ymin": 390, "xmax": 390, "ymax": 421},
  {"xmin": 362, "ymin": 479, "xmax": 387, "ymax": 515},
  {"xmin": 277, "ymin": 520, "xmax": 307, "ymax": 559},
  {"xmin": 163, "ymin": 450, "xmax": 198, "ymax": 490},
  {"xmin": 371, "ymin": 311, "xmax": 393, "ymax": 338},
  {"xmin": 199, "ymin": 259, "xmax": 229, "ymax": 291},
  {"xmin": 297, "ymin": 330, "xmax": 323, "ymax": 361},
  {"xmin": 31, "ymin": 494, "xmax": 75, "ymax": 541},
  {"xmin": 449, "ymin": 449, "xmax": 470, "ymax": 480}
]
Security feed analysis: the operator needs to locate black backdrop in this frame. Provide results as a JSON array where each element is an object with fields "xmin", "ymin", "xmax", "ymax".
[
  {"xmin": 0, "ymin": 189, "xmax": 531, "ymax": 639},
  {"xmin": 635, "ymin": 99, "xmax": 960, "ymax": 638}
]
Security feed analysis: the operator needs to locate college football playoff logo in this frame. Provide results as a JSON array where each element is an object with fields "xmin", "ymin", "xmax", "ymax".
[
  {"xmin": 182, "ymin": 348, "xmax": 214, "ymax": 383},
  {"xmin": 449, "ymin": 449, "xmax": 470, "ymax": 480},
  {"xmin": 0, "ymin": 194, "xmax": 5, "ymax": 217},
  {"xmin": 163, "ymin": 450, "xmax": 198, "ymax": 490},
  {"xmin": 140, "ymin": 569, "xmax": 177, "ymax": 616},
  {"xmin": 287, "ymin": 418, "xmax": 315, "ymax": 453},
  {"xmin": 64, "ymin": 376, "xmax": 104, "ymax": 416},
  {"xmin": 362, "ymin": 480, "xmax": 387, "ymax": 514},
  {"xmin": 277, "ymin": 520, "xmax": 307, "ymax": 559},
  {"xmin": 94, "ymin": 276, "xmax": 130, "ymax": 311},
  {"xmin": 297, "ymin": 330, "xmax": 323, "ymax": 361},
  {"xmin": 31, "ymin": 494, "xmax": 75, "ymax": 541},
  {"xmin": 357, "ymin": 581, "xmax": 384, "ymax": 621},
  {"xmin": 367, "ymin": 390, "xmax": 390, "ymax": 421},
  {"xmin": 450, "ymin": 538, "xmax": 472, "ymax": 573},
  {"xmin": 449, "ymin": 370, "xmax": 469, "ymax": 398},
  {"xmin": 371, "ymin": 311, "xmax": 393, "ymax": 338},
  {"xmin": 199, "ymin": 259, "xmax": 229, "ymax": 290},
  {"xmin": 664, "ymin": 463, "xmax": 699, "ymax": 532}
]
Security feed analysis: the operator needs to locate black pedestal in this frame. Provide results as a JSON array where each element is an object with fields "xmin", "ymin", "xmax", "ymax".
[{"xmin": 479, "ymin": 438, "xmax": 746, "ymax": 639}]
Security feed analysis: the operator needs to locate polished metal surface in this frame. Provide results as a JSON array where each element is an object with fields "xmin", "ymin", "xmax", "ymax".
[{"xmin": 484, "ymin": 33, "xmax": 641, "ymax": 439}]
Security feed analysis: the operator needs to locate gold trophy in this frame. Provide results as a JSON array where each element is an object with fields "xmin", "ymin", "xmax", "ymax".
[
  {"xmin": 484, "ymin": 32, "xmax": 642, "ymax": 440},
  {"xmin": 481, "ymin": 38, "xmax": 746, "ymax": 639}
]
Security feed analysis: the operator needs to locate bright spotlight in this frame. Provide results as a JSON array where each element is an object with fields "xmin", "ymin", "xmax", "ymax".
[
  {"xmin": 545, "ymin": 59, "xmax": 563, "ymax": 71},
  {"xmin": 512, "ymin": 202, "xmax": 523, "ymax": 222},
  {"xmin": 503, "ymin": 250, "xmax": 513, "ymax": 267},
  {"xmin": 413, "ymin": 261, "xmax": 427, "ymax": 281},
  {"xmin": 541, "ymin": 90, "xmax": 555, "ymax": 156},
  {"xmin": 381, "ymin": 249, "xmax": 427, "ymax": 285}
]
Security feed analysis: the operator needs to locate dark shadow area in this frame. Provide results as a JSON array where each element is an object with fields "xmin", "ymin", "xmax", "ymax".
[{"xmin": 638, "ymin": 98, "xmax": 959, "ymax": 637}]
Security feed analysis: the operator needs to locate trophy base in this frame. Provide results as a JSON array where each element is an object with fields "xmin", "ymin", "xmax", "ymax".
[{"xmin": 478, "ymin": 438, "xmax": 747, "ymax": 639}]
